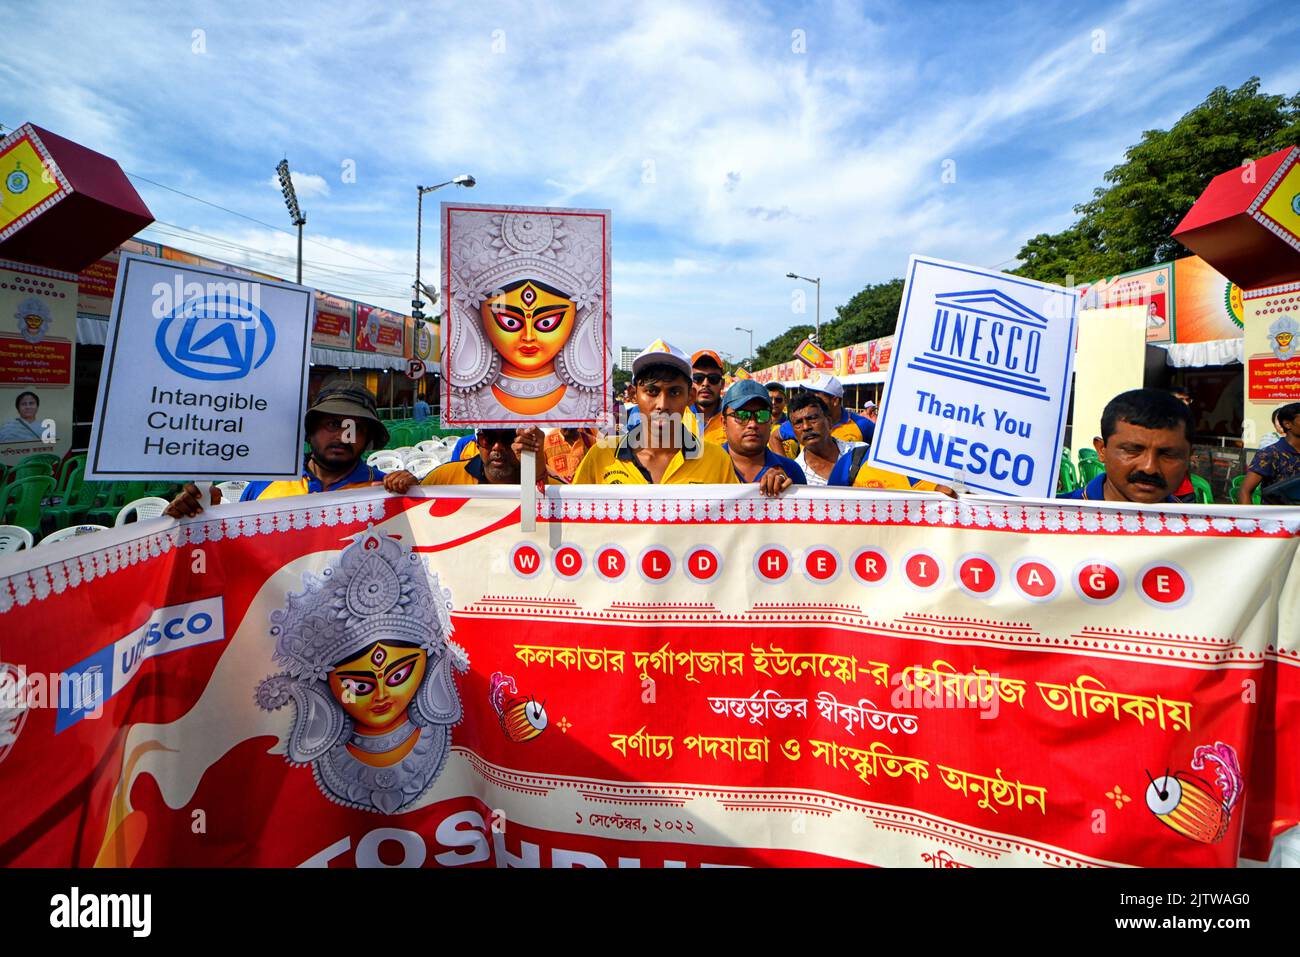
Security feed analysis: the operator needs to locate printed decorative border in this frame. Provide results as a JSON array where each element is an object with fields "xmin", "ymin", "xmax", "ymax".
[
  {"xmin": 539, "ymin": 492, "xmax": 1300, "ymax": 538},
  {"xmin": 0, "ymin": 498, "xmax": 386, "ymax": 611}
]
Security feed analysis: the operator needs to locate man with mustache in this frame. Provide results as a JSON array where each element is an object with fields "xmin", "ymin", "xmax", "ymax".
[
  {"xmin": 787, "ymin": 391, "xmax": 864, "ymax": 486},
  {"xmin": 1060, "ymin": 389, "xmax": 1194, "ymax": 504},
  {"xmin": 775, "ymin": 374, "xmax": 875, "ymax": 448},
  {"xmin": 165, "ymin": 380, "xmax": 391, "ymax": 516}
]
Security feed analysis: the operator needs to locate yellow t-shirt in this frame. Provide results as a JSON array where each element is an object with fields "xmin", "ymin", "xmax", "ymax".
[
  {"xmin": 685, "ymin": 405, "xmax": 726, "ymax": 445},
  {"xmin": 422, "ymin": 457, "xmax": 559, "ymax": 486},
  {"xmin": 849, "ymin": 464, "xmax": 939, "ymax": 492},
  {"xmin": 240, "ymin": 462, "xmax": 384, "ymax": 500},
  {"xmin": 422, "ymin": 459, "xmax": 484, "ymax": 485},
  {"xmin": 573, "ymin": 432, "xmax": 739, "ymax": 485}
]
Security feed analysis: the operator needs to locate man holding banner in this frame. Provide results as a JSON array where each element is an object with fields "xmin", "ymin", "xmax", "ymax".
[
  {"xmin": 1060, "ymin": 389, "xmax": 1193, "ymax": 504},
  {"xmin": 573, "ymin": 341, "xmax": 737, "ymax": 485},
  {"xmin": 719, "ymin": 379, "xmax": 804, "ymax": 495},
  {"xmin": 164, "ymin": 380, "xmax": 390, "ymax": 516}
]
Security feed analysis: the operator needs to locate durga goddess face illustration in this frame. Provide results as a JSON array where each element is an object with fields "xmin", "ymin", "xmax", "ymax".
[
  {"xmin": 481, "ymin": 278, "xmax": 577, "ymax": 415},
  {"xmin": 256, "ymin": 528, "xmax": 468, "ymax": 814},
  {"xmin": 445, "ymin": 208, "xmax": 608, "ymax": 424}
]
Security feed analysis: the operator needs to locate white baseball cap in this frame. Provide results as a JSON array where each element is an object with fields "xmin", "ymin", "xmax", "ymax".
[
  {"xmin": 632, "ymin": 339, "xmax": 692, "ymax": 379},
  {"xmin": 804, "ymin": 374, "xmax": 844, "ymax": 399}
]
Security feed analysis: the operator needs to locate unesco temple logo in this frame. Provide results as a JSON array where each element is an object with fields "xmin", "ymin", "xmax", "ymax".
[
  {"xmin": 910, "ymin": 289, "xmax": 1050, "ymax": 402},
  {"xmin": 154, "ymin": 283, "xmax": 275, "ymax": 381}
]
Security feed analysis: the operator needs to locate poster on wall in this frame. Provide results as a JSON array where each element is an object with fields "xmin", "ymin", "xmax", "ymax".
[
  {"xmin": 311, "ymin": 291, "xmax": 353, "ymax": 350},
  {"xmin": 76, "ymin": 239, "xmax": 161, "ymax": 318},
  {"xmin": 1242, "ymin": 281, "xmax": 1300, "ymax": 445},
  {"xmin": 1078, "ymin": 263, "xmax": 1173, "ymax": 344},
  {"xmin": 354, "ymin": 303, "xmax": 406, "ymax": 357},
  {"xmin": 0, "ymin": 258, "xmax": 76, "ymax": 464},
  {"xmin": 1172, "ymin": 256, "xmax": 1243, "ymax": 344},
  {"xmin": 441, "ymin": 202, "xmax": 612, "ymax": 427}
]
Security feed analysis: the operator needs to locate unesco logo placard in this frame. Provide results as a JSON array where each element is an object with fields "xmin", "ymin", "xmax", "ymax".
[{"xmin": 154, "ymin": 286, "xmax": 275, "ymax": 381}]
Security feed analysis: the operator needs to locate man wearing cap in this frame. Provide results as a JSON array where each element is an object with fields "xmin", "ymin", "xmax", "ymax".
[
  {"xmin": 687, "ymin": 349, "xmax": 728, "ymax": 445},
  {"xmin": 721, "ymin": 380, "xmax": 805, "ymax": 496},
  {"xmin": 787, "ymin": 391, "xmax": 865, "ymax": 486},
  {"xmin": 574, "ymin": 340, "xmax": 738, "ymax": 485},
  {"xmin": 383, "ymin": 427, "xmax": 546, "ymax": 488},
  {"xmin": 777, "ymin": 374, "xmax": 875, "ymax": 447},
  {"xmin": 163, "ymin": 379, "xmax": 391, "ymax": 516}
]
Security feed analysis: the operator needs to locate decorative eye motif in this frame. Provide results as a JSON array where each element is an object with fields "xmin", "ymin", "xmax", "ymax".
[
  {"xmin": 492, "ymin": 308, "xmax": 523, "ymax": 332},
  {"xmin": 339, "ymin": 677, "xmax": 375, "ymax": 697},
  {"xmin": 386, "ymin": 660, "xmax": 416, "ymax": 687},
  {"xmin": 534, "ymin": 311, "xmax": 564, "ymax": 333}
]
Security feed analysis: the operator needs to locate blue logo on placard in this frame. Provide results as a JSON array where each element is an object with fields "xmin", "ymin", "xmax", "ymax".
[
  {"xmin": 909, "ymin": 289, "xmax": 1050, "ymax": 402},
  {"xmin": 155, "ymin": 293, "xmax": 275, "ymax": 381}
]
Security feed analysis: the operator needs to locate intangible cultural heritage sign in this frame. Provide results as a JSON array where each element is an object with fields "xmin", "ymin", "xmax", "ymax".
[
  {"xmin": 85, "ymin": 253, "xmax": 313, "ymax": 481},
  {"xmin": 871, "ymin": 256, "xmax": 1078, "ymax": 498},
  {"xmin": 0, "ymin": 486, "xmax": 1295, "ymax": 868}
]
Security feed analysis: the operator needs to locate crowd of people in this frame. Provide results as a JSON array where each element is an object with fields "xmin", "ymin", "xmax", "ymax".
[{"xmin": 165, "ymin": 339, "xmax": 1300, "ymax": 517}]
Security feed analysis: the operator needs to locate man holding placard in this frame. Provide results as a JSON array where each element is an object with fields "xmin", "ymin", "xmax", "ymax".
[{"xmin": 165, "ymin": 380, "xmax": 390, "ymax": 516}]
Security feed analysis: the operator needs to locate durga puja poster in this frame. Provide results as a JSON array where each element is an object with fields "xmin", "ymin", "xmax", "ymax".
[
  {"xmin": 440, "ymin": 203, "xmax": 612, "ymax": 427},
  {"xmin": 0, "ymin": 258, "xmax": 76, "ymax": 465}
]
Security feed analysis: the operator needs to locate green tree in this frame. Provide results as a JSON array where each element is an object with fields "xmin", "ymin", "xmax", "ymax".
[
  {"xmin": 821, "ymin": 278, "xmax": 904, "ymax": 349},
  {"xmin": 1015, "ymin": 78, "xmax": 1300, "ymax": 284},
  {"xmin": 754, "ymin": 324, "xmax": 814, "ymax": 370}
]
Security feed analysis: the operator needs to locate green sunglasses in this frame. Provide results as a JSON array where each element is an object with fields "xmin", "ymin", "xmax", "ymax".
[{"xmin": 725, "ymin": 408, "xmax": 773, "ymax": 423}]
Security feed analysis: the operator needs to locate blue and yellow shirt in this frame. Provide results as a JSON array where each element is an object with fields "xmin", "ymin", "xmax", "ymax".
[
  {"xmin": 722, "ymin": 444, "xmax": 807, "ymax": 484},
  {"xmin": 241, "ymin": 459, "xmax": 385, "ymax": 501},
  {"xmin": 450, "ymin": 435, "xmax": 478, "ymax": 461},
  {"xmin": 1058, "ymin": 474, "xmax": 1177, "ymax": 503}
]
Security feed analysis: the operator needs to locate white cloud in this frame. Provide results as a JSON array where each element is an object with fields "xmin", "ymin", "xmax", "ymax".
[
  {"xmin": 265, "ymin": 171, "xmax": 331, "ymax": 199},
  {"xmin": 1, "ymin": 0, "xmax": 1286, "ymax": 357}
]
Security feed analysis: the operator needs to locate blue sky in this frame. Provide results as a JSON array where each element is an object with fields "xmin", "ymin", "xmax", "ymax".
[{"xmin": 3, "ymin": 0, "xmax": 1297, "ymax": 362}]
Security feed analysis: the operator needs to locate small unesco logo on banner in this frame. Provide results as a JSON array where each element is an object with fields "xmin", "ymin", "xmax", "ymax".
[{"xmin": 151, "ymin": 277, "xmax": 275, "ymax": 380}]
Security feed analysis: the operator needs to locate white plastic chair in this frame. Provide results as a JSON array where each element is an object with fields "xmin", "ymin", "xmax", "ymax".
[
  {"xmin": 216, "ymin": 480, "xmax": 248, "ymax": 503},
  {"xmin": 367, "ymin": 451, "xmax": 404, "ymax": 471},
  {"xmin": 402, "ymin": 454, "xmax": 440, "ymax": 479},
  {"xmin": 414, "ymin": 440, "xmax": 440, "ymax": 454},
  {"xmin": 0, "ymin": 525, "xmax": 33, "ymax": 552},
  {"xmin": 114, "ymin": 497, "xmax": 171, "ymax": 526},
  {"xmin": 39, "ymin": 524, "xmax": 107, "ymax": 546}
]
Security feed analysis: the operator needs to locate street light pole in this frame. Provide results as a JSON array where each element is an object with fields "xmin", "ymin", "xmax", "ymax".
[
  {"xmin": 785, "ymin": 272, "xmax": 822, "ymax": 342},
  {"xmin": 276, "ymin": 159, "xmax": 306, "ymax": 284},
  {"xmin": 414, "ymin": 174, "xmax": 476, "ymax": 322},
  {"xmin": 735, "ymin": 326, "xmax": 753, "ymax": 367}
]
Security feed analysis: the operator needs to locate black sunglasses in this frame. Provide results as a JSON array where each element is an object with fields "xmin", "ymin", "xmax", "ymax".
[{"xmin": 692, "ymin": 372, "xmax": 723, "ymax": 385}]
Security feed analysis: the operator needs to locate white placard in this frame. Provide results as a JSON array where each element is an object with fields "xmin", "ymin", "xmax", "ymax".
[
  {"xmin": 869, "ymin": 256, "xmax": 1078, "ymax": 498},
  {"xmin": 86, "ymin": 253, "xmax": 313, "ymax": 481}
]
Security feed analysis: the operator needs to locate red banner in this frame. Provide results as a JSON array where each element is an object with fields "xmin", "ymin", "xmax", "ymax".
[{"xmin": 0, "ymin": 487, "xmax": 1296, "ymax": 868}]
